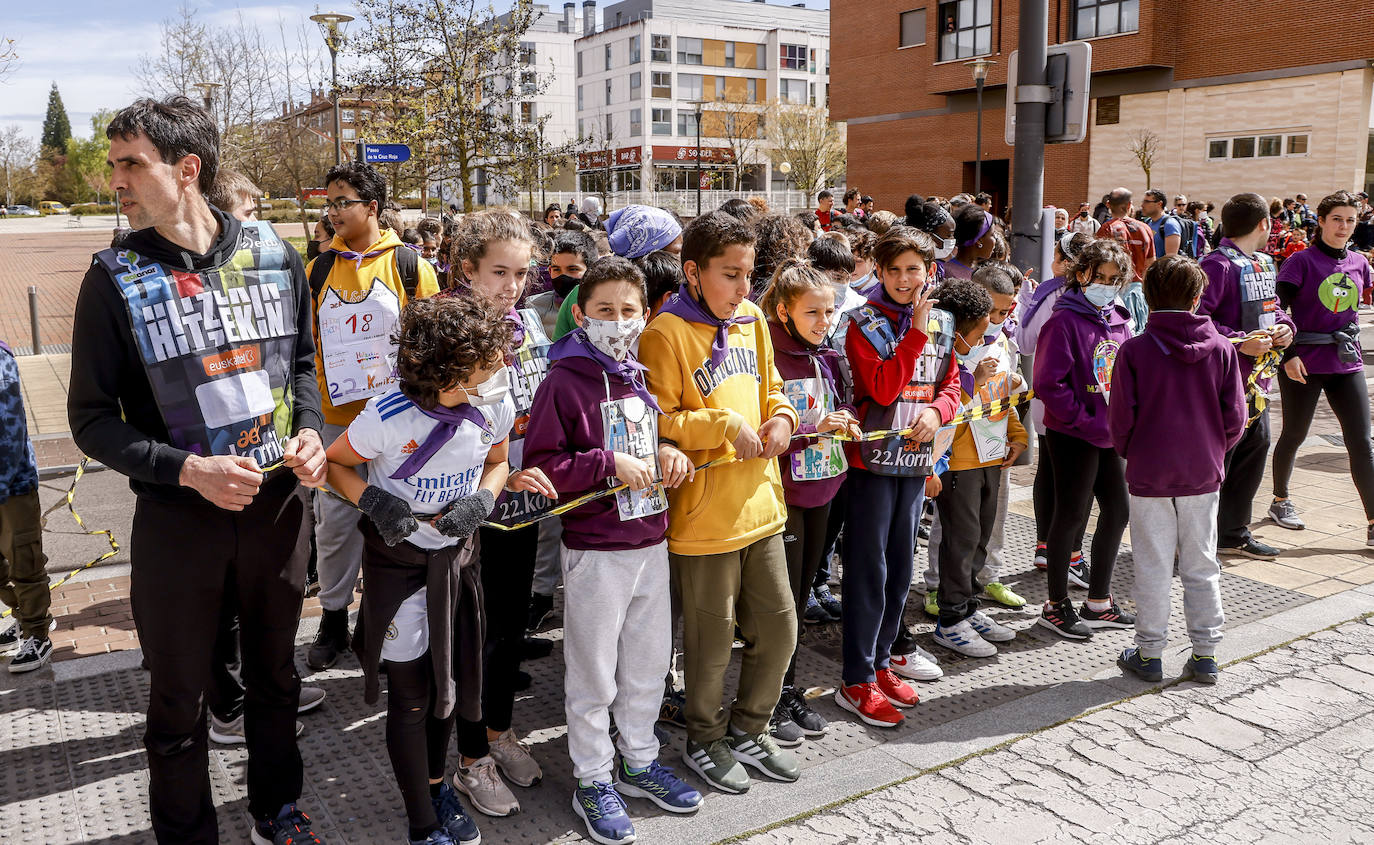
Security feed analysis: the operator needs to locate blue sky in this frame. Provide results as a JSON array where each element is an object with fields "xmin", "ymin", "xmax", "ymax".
[{"xmin": 1, "ymin": 0, "xmax": 830, "ymax": 145}]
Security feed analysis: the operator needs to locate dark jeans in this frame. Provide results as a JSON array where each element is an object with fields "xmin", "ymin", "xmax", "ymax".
[
  {"xmin": 935, "ymin": 466, "xmax": 1000, "ymax": 626},
  {"xmin": 1043, "ymin": 430, "xmax": 1128, "ymax": 603},
  {"xmin": 1273, "ymin": 370, "xmax": 1374, "ymax": 519},
  {"xmin": 841, "ymin": 470, "xmax": 923, "ymax": 685},
  {"xmin": 458, "ymin": 523, "xmax": 537, "ymax": 759},
  {"xmin": 1218, "ymin": 404, "xmax": 1270, "ymax": 547},
  {"xmin": 782, "ymin": 502, "xmax": 830, "ymax": 686},
  {"xmin": 386, "ymin": 652, "xmax": 455, "ymax": 836},
  {"xmin": 130, "ymin": 474, "xmax": 309, "ymax": 843}
]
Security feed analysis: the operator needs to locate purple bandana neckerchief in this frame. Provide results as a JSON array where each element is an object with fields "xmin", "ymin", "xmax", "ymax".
[
  {"xmin": 329, "ymin": 245, "xmax": 390, "ymax": 269},
  {"xmin": 505, "ymin": 307, "xmax": 527, "ymax": 349},
  {"xmin": 659, "ymin": 284, "xmax": 757, "ymax": 368},
  {"xmin": 0, "ymin": 340, "xmax": 10, "ymax": 356},
  {"xmin": 865, "ymin": 283, "xmax": 914, "ymax": 341},
  {"xmin": 389, "ymin": 401, "xmax": 492, "ymax": 481},
  {"xmin": 547, "ymin": 329, "xmax": 663, "ymax": 414}
]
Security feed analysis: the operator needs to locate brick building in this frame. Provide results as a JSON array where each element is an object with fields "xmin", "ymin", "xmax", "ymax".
[{"xmin": 831, "ymin": 1, "xmax": 1374, "ymax": 214}]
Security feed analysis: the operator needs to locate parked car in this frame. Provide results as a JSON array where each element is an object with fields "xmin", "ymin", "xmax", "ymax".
[
  {"xmin": 4, "ymin": 205, "xmax": 40, "ymax": 217},
  {"xmin": 39, "ymin": 201, "xmax": 69, "ymax": 215}
]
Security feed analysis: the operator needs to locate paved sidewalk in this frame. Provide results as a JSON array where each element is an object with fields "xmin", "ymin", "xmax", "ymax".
[
  {"xmin": 739, "ymin": 612, "xmax": 1374, "ymax": 845},
  {"xmin": 0, "ymin": 225, "xmax": 115, "ymax": 352}
]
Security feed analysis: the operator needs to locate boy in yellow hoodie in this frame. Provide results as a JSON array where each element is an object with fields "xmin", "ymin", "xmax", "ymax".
[
  {"xmin": 639, "ymin": 211, "xmax": 801, "ymax": 795},
  {"xmin": 929, "ymin": 277, "xmax": 1028, "ymax": 659},
  {"xmin": 304, "ymin": 161, "xmax": 439, "ymax": 671}
]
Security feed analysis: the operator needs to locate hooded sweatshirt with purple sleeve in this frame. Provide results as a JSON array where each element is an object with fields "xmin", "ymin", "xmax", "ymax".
[
  {"xmin": 769, "ymin": 320, "xmax": 854, "ymax": 508},
  {"xmin": 1108, "ymin": 311, "xmax": 1247, "ymax": 497},
  {"xmin": 1275, "ymin": 240, "xmax": 1372, "ymax": 375},
  {"xmin": 1031, "ymin": 289, "xmax": 1132, "ymax": 448},
  {"xmin": 1198, "ymin": 238, "xmax": 1295, "ymax": 389},
  {"xmin": 522, "ymin": 355, "xmax": 669, "ymax": 551}
]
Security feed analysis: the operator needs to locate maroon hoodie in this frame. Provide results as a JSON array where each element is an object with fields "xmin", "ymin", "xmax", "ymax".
[
  {"xmin": 1108, "ymin": 311, "xmax": 1247, "ymax": 497},
  {"xmin": 1032, "ymin": 290, "xmax": 1133, "ymax": 448}
]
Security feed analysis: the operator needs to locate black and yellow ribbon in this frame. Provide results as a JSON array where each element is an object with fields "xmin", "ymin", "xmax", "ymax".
[
  {"xmin": 806, "ymin": 391, "xmax": 1035, "ymax": 443},
  {"xmin": 1230, "ymin": 331, "xmax": 1284, "ymax": 426},
  {"xmin": 2, "ymin": 458, "xmax": 122, "ymax": 620}
]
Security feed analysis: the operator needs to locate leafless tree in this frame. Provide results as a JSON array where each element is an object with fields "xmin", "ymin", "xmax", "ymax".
[
  {"xmin": 764, "ymin": 101, "xmax": 846, "ymax": 202},
  {"xmin": 0, "ymin": 124, "xmax": 37, "ymax": 206},
  {"xmin": 1129, "ymin": 129, "xmax": 1161, "ymax": 190}
]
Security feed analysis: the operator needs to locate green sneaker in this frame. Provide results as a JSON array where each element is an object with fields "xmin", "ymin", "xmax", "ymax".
[
  {"xmin": 923, "ymin": 589, "xmax": 939, "ymax": 618},
  {"xmin": 981, "ymin": 581, "xmax": 1026, "ymax": 608},
  {"xmin": 682, "ymin": 737, "xmax": 750, "ymax": 794},
  {"xmin": 726, "ymin": 727, "xmax": 800, "ymax": 782}
]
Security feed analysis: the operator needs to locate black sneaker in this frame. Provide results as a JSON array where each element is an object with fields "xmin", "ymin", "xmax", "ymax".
[
  {"xmin": 890, "ymin": 624, "xmax": 918, "ymax": 657},
  {"xmin": 778, "ymin": 686, "xmax": 827, "ymax": 736},
  {"xmin": 1037, "ymin": 599, "xmax": 1093, "ymax": 641},
  {"xmin": 658, "ymin": 689, "xmax": 687, "ymax": 728},
  {"xmin": 521, "ymin": 635, "xmax": 554, "ymax": 660},
  {"xmin": 1079, "ymin": 597, "xmax": 1136, "ymax": 629},
  {"xmin": 0, "ymin": 617, "xmax": 54, "ymax": 653},
  {"xmin": 1067, "ymin": 557, "xmax": 1091, "ymax": 589},
  {"xmin": 527, "ymin": 592, "xmax": 555, "ymax": 632},
  {"xmin": 1180, "ymin": 654, "xmax": 1220, "ymax": 685},
  {"xmin": 7, "ymin": 636, "xmax": 52, "ymax": 673},
  {"xmin": 768, "ymin": 704, "xmax": 805, "ymax": 748},
  {"xmin": 1116, "ymin": 647, "xmax": 1163, "ymax": 682},
  {"xmin": 814, "ymin": 585, "xmax": 842, "ymax": 621},
  {"xmin": 917, "ymin": 522, "xmax": 930, "ymax": 542},
  {"xmin": 250, "ymin": 803, "xmax": 323, "ymax": 845},
  {"xmin": 802, "ymin": 591, "xmax": 830, "ymax": 625},
  {"xmin": 1218, "ymin": 538, "xmax": 1280, "ymax": 560},
  {"xmin": 306, "ymin": 608, "xmax": 349, "ymax": 672}
]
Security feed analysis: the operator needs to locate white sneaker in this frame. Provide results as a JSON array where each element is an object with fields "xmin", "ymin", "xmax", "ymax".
[
  {"xmin": 455, "ymin": 755, "xmax": 521, "ymax": 817},
  {"xmin": 887, "ymin": 646, "xmax": 943, "ymax": 681},
  {"xmin": 489, "ymin": 727, "xmax": 543, "ymax": 787},
  {"xmin": 967, "ymin": 610, "xmax": 1015, "ymax": 643},
  {"xmin": 209, "ymin": 713, "xmax": 303, "ymax": 745},
  {"xmin": 297, "ymin": 686, "xmax": 327, "ymax": 714},
  {"xmin": 933, "ymin": 619, "xmax": 998, "ymax": 658}
]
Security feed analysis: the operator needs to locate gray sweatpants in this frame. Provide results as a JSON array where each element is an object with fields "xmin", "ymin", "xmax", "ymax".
[
  {"xmin": 531, "ymin": 517, "xmax": 563, "ymax": 597},
  {"xmin": 562, "ymin": 541, "xmax": 671, "ymax": 783},
  {"xmin": 315, "ymin": 422, "xmax": 367, "ymax": 612},
  {"xmin": 1128, "ymin": 493, "xmax": 1225, "ymax": 658},
  {"xmin": 924, "ymin": 465, "xmax": 1009, "ymax": 591}
]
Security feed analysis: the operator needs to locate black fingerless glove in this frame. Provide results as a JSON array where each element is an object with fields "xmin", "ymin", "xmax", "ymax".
[
  {"xmin": 434, "ymin": 489, "xmax": 496, "ymax": 539},
  {"xmin": 359, "ymin": 485, "xmax": 419, "ymax": 547}
]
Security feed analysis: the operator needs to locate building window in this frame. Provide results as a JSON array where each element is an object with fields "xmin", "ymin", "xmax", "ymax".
[
  {"xmin": 715, "ymin": 76, "xmax": 726, "ymax": 100},
  {"xmin": 520, "ymin": 70, "xmax": 537, "ymax": 95},
  {"xmin": 810, "ymin": 81, "xmax": 817, "ymax": 106},
  {"xmin": 1207, "ymin": 139, "xmax": 1228, "ymax": 159},
  {"xmin": 360, "ymin": 109, "xmax": 373, "ymax": 121},
  {"xmin": 678, "ymin": 37, "xmax": 702, "ymax": 65},
  {"xmin": 629, "ymin": 35, "xmax": 641, "ymax": 63},
  {"xmin": 1232, "ymin": 137, "xmax": 1256, "ymax": 158},
  {"xmin": 757, "ymin": 43, "xmax": 767, "ymax": 69},
  {"xmin": 780, "ymin": 44, "xmax": 806, "ymax": 70},
  {"xmin": 606, "ymin": 78, "xmax": 613, "ymax": 105},
  {"xmin": 747, "ymin": 77, "xmax": 758, "ymax": 103},
  {"xmin": 900, "ymin": 9, "xmax": 927, "ymax": 47},
  {"xmin": 577, "ymin": 51, "xmax": 583, "ymax": 75},
  {"xmin": 630, "ymin": 71, "xmax": 641, "ymax": 98},
  {"xmin": 652, "ymin": 71, "xmax": 672, "ymax": 98},
  {"xmin": 679, "ymin": 73, "xmax": 703, "ymax": 101},
  {"xmin": 341, "ymin": 127, "xmax": 356, "ymax": 141},
  {"xmin": 652, "ymin": 34, "xmax": 671, "ymax": 62},
  {"xmin": 520, "ymin": 102, "xmax": 535, "ymax": 123},
  {"xmin": 578, "ymin": 118, "xmax": 585, "ymax": 138},
  {"xmin": 578, "ymin": 84, "xmax": 584, "ymax": 111},
  {"xmin": 1095, "ymin": 95, "xmax": 1120, "ymax": 125},
  {"xmin": 605, "ymin": 44, "xmax": 613, "ymax": 70},
  {"xmin": 677, "ymin": 110, "xmax": 700, "ymax": 136},
  {"xmin": 780, "ymin": 78, "xmax": 806, "ymax": 104},
  {"xmin": 1072, "ymin": 0, "xmax": 1140, "ymax": 39},
  {"xmin": 652, "ymin": 108, "xmax": 672, "ymax": 135},
  {"xmin": 518, "ymin": 41, "xmax": 536, "ymax": 64},
  {"xmin": 630, "ymin": 108, "xmax": 642, "ymax": 136},
  {"xmin": 937, "ymin": 0, "xmax": 992, "ymax": 60},
  {"xmin": 341, "ymin": 108, "xmax": 355, "ymax": 123},
  {"xmin": 725, "ymin": 42, "xmax": 735, "ymax": 68},
  {"xmin": 1287, "ymin": 134, "xmax": 1309, "ymax": 156},
  {"xmin": 1258, "ymin": 135, "xmax": 1282, "ymax": 157}
]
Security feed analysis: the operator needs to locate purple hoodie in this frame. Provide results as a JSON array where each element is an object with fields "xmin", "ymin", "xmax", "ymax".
[
  {"xmin": 1198, "ymin": 238, "xmax": 1295, "ymax": 389},
  {"xmin": 522, "ymin": 355, "xmax": 669, "ymax": 551},
  {"xmin": 1032, "ymin": 289, "xmax": 1132, "ymax": 448},
  {"xmin": 1108, "ymin": 311, "xmax": 1247, "ymax": 497},
  {"xmin": 1275, "ymin": 243, "xmax": 1372, "ymax": 375},
  {"xmin": 768, "ymin": 320, "xmax": 854, "ymax": 508}
]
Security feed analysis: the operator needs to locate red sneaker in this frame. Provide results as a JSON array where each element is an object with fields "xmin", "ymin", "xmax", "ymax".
[
  {"xmin": 834, "ymin": 682, "xmax": 904, "ymax": 728},
  {"xmin": 875, "ymin": 669, "xmax": 919, "ymax": 708}
]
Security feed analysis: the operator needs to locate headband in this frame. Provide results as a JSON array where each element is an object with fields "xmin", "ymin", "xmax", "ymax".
[
  {"xmin": 1059, "ymin": 231, "xmax": 1079, "ymax": 261},
  {"xmin": 959, "ymin": 211, "xmax": 994, "ymax": 247}
]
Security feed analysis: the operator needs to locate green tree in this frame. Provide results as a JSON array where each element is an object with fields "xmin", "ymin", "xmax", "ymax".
[
  {"xmin": 40, "ymin": 82, "xmax": 72, "ymax": 153},
  {"xmin": 64, "ymin": 110, "xmax": 115, "ymax": 203}
]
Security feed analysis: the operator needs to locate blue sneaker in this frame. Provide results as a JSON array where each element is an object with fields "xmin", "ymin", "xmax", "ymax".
[
  {"xmin": 250, "ymin": 803, "xmax": 323, "ymax": 845},
  {"xmin": 1180, "ymin": 654, "xmax": 1220, "ymax": 685},
  {"xmin": 615, "ymin": 759, "xmax": 704, "ymax": 814},
  {"xmin": 1116, "ymin": 647, "xmax": 1163, "ymax": 682},
  {"xmin": 814, "ymin": 585, "xmax": 842, "ymax": 621},
  {"xmin": 802, "ymin": 591, "xmax": 829, "ymax": 625},
  {"xmin": 572, "ymin": 782, "xmax": 636, "ymax": 845},
  {"xmin": 409, "ymin": 831, "xmax": 456, "ymax": 845},
  {"xmin": 431, "ymin": 781, "xmax": 481, "ymax": 844}
]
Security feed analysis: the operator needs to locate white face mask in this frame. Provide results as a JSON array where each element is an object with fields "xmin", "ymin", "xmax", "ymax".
[
  {"xmin": 986, "ymin": 317, "xmax": 1006, "ymax": 337},
  {"xmin": 956, "ymin": 333, "xmax": 988, "ymax": 368},
  {"xmin": 583, "ymin": 315, "xmax": 646, "ymax": 362},
  {"xmin": 934, "ymin": 238, "xmax": 957, "ymax": 261},
  {"xmin": 461, "ymin": 367, "xmax": 510, "ymax": 407},
  {"xmin": 1083, "ymin": 283, "xmax": 1119, "ymax": 309}
]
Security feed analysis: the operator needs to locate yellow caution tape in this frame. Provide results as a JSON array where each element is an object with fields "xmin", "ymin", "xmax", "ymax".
[
  {"xmin": 810, "ymin": 391, "xmax": 1035, "ymax": 443},
  {"xmin": 1230, "ymin": 331, "xmax": 1284, "ymax": 426},
  {"xmin": 2, "ymin": 458, "xmax": 122, "ymax": 620}
]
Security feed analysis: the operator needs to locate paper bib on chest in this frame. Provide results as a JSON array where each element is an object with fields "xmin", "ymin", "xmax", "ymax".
[
  {"xmin": 601, "ymin": 391, "xmax": 669, "ymax": 521},
  {"xmin": 968, "ymin": 338, "xmax": 1022, "ymax": 464},
  {"xmin": 318, "ymin": 279, "xmax": 401, "ymax": 405},
  {"xmin": 491, "ymin": 308, "xmax": 555, "ymax": 528},
  {"xmin": 96, "ymin": 220, "xmax": 298, "ymax": 466},
  {"xmin": 1222, "ymin": 246, "xmax": 1278, "ymax": 332},
  {"xmin": 783, "ymin": 369, "xmax": 847, "ymax": 482},
  {"xmin": 1092, "ymin": 338, "xmax": 1121, "ymax": 405}
]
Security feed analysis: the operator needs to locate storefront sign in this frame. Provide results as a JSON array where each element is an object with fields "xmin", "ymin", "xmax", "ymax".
[
  {"xmin": 578, "ymin": 146, "xmax": 643, "ymax": 170},
  {"xmin": 650, "ymin": 145, "xmax": 737, "ymax": 164}
]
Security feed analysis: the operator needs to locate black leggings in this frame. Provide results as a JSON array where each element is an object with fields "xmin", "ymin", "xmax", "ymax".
[
  {"xmin": 386, "ymin": 652, "xmax": 455, "ymax": 837},
  {"xmin": 1033, "ymin": 434, "xmax": 1086, "ymax": 552},
  {"xmin": 1272, "ymin": 370, "xmax": 1374, "ymax": 519},
  {"xmin": 1044, "ymin": 429, "xmax": 1128, "ymax": 603},
  {"xmin": 782, "ymin": 502, "xmax": 831, "ymax": 686}
]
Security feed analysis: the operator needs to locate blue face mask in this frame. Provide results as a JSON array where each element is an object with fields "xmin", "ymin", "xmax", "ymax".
[{"xmin": 1082, "ymin": 283, "xmax": 1118, "ymax": 309}]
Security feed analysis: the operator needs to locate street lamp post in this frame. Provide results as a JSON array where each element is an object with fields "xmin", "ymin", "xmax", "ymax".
[
  {"xmin": 965, "ymin": 58, "xmax": 995, "ymax": 196},
  {"xmin": 311, "ymin": 12, "xmax": 355, "ymax": 166},
  {"xmin": 689, "ymin": 99, "xmax": 708, "ymax": 217}
]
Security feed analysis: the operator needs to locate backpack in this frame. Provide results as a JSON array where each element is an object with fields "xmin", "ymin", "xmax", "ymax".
[
  {"xmin": 1168, "ymin": 213, "xmax": 1199, "ymax": 259},
  {"xmin": 308, "ymin": 245, "xmax": 420, "ymax": 305}
]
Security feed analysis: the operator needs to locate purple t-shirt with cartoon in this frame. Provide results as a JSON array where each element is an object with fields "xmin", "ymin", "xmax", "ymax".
[{"xmin": 1277, "ymin": 244, "xmax": 1371, "ymax": 375}]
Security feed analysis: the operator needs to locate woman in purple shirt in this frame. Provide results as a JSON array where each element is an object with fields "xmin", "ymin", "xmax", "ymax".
[{"xmin": 1269, "ymin": 191, "xmax": 1374, "ymax": 544}]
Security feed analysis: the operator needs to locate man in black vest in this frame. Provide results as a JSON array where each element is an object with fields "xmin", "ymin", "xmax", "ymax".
[{"xmin": 68, "ymin": 96, "xmax": 328, "ymax": 845}]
